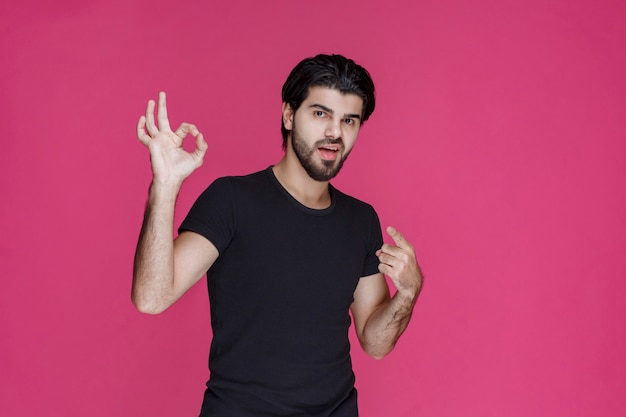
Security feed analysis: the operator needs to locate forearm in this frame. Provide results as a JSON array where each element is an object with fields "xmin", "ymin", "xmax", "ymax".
[
  {"xmin": 132, "ymin": 181, "xmax": 181, "ymax": 314},
  {"xmin": 360, "ymin": 289, "xmax": 419, "ymax": 359}
]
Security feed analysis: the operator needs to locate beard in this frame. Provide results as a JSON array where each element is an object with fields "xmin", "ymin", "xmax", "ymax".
[{"xmin": 290, "ymin": 119, "xmax": 351, "ymax": 182}]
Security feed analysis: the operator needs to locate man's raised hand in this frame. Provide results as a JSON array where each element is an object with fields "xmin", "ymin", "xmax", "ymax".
[
  {"xmin": 137, "ymin": 92, "xmax": 208, "ymax": 185},
  {"xmin": 376, "ymin": 226, "xmax": 423, "ymax": 299}
]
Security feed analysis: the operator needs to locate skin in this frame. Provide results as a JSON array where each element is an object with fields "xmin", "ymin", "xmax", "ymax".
[{"xmin": 133, "ymin": 88, "xmax": 423, "ymax": 359}]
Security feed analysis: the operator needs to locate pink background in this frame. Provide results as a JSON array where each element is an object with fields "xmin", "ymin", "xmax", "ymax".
[{"xmin": 2, "ymin": 0, "xmax": 625, "ymax": 416}]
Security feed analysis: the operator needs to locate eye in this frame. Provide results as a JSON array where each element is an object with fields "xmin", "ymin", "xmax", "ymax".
[
  {"xmin": 344, "ymin": 118, "xmax": 355, "ymax": 125},
  {"xmin": 314, "ymin": 110, "xmax": 326, "ymax": 118}
]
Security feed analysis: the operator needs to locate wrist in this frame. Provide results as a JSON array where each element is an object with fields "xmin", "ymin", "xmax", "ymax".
[{"xmin": 148, "ymin": 180, "xmax": 181, "ymax": 203}]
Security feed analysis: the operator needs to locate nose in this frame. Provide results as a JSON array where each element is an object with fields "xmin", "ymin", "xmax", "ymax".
[{"xmin": 324, "ymin": 120, "xmax": 341, "ymax": 139}]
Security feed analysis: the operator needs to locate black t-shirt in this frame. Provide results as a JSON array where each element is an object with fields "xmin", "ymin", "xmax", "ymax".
[{"xmin": 179, "ymin": 167, "xmax": 383, "ymax": 416}]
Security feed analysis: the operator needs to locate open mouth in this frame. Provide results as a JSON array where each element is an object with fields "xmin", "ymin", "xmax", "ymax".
[{"xmin": 318, "ymin": 145, "xmax": 340, "ymax": 160}]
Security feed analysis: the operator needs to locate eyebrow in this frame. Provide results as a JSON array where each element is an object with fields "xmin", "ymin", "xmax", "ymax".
[{"xmin": 309, "ymin": 104, "xmax": 361, "ymax": 120}]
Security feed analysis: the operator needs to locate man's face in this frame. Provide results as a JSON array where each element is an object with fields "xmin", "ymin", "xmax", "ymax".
[{"xmin": 284, "ymin": 87, "xmax": 363, "ymax": 181}]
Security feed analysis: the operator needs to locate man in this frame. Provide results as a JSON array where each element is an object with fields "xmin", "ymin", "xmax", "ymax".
[{"xmin": 133, "ymin": 54, "xmax": 423, "ymax": 416}]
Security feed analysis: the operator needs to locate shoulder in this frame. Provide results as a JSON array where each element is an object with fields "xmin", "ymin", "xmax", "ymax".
[
  {"xmin": 330, "ymin": 186, "xmax": 381, "ymax": 238},
  {"xmin": 203, "ymin": 167, "xmax": 271, "ymax": 195},
  {"xmin": 331, "ymin": 186, "xmax": 383, "ymax": 250},
  {"xmin": 331, "ymin": 185, "xmax": 378, "ymax": 216}
]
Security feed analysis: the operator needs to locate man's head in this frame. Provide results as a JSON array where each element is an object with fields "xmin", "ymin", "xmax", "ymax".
[{"xmin": 281, "ymin": 54, "xmax": 376, "ymax": 150}]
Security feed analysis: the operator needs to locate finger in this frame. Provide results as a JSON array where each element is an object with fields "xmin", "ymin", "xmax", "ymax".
[
  {"xmin": 378, "ymin": 263, "xmax": 393, "ymax": 276},
  {"xmin": 378, "ymin": 243, "xmax": 404, "ymax": 258},
  {"xmin": 378, "ymin": 243, "xmax": 417, "ymax": 273},
  {"xmin": 191, "ymin": 133, "xmax": 208, "ymax": 167},
  {"xmin": 157, "ymin": 91, "xmax": 171, "ymax": 132},
  {"xmin": 386, "ymin": 226, "xmax": 413, "ymax": 251},
  {"xmin": 377, "ymin": 252, "xmax": 397, "ymax": 268},
  {"xmin": 174, "ymin": 123, "xmax": 199, "ymax": 139},
  {"xmin": 145, "ymin": 99, "xmax": 158, "ymax": 136},
  {"xmin": 137, "ymin": 115, "xmax": 150, "ymax": 145}
]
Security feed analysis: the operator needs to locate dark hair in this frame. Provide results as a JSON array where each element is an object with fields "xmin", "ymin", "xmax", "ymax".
[{"xmin": 281, "ymin": 54, "xmax": 376, "ymax": 149}]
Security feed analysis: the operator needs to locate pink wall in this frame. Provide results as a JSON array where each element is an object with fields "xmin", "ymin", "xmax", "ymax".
[{"xmin": 2, "ymin": 0, "xmax": 625, "ymax": 416}]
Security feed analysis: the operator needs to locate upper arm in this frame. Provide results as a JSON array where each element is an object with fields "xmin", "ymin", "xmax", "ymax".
[
  {"xmin": 350, "ymin": 272, "xmax": 390, "ymax": 341},
  {"xmin": 171, "ymin": 230, "xmax": 219, "ymax": 298}
]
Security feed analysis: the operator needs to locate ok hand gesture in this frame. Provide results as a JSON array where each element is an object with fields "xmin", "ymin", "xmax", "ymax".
[{"xmin": 137, "ymin": 92, "xmax": 208, "ymax": 185}]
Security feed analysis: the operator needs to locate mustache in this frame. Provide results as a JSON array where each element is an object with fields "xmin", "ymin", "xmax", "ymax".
[{"xmin": 315, "ymin": 138, "xmax": 344, "ymax": 148}]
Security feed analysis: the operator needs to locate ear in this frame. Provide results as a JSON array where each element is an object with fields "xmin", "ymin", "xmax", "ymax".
[{"xmin": 282, "ymin": 102, "xmax": 294, "ymax": 131}]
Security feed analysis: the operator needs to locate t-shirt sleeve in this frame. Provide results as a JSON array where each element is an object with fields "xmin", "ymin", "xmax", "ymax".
[
  {"xmin": 361, "ymin": 207, "xmax": 383, "ymax": 277},
  {"xmin": 178, "ymin": 177, "xmax": 235, "ymax": 254}
]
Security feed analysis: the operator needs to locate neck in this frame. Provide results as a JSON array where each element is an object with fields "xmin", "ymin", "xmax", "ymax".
[{"xmin": 272, "ymin": 153, "xmax": 331, "ymax": 210}]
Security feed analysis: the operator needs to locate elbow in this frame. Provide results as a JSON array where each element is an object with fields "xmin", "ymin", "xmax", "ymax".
[
  {"xmin": 131, "ymin": 274, "xmax": 174, "ymax": 314},
  {"xmin": 362, "ymin": 341, "xmax": 395, "ymax": 360},
  {"xmin": 367, "ymin": 348, "xmax": 392, "ymax": 361},
  {"xmin": 131, "ymin": 293, "xmax": 168, "ymax": 315},
  {"xmin": 134, "ymin": 302, "xmax": 166, "ymax": 315},
  {"xmin": 357, "ymin": 328, "xmax": 396, "ymax": 360},
  {"xmin": 370, "ymin": 351, "xmax": 387, "ymax": 360}
]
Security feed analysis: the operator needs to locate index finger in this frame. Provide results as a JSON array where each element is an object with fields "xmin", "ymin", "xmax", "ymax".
[
  {"xmin": 157, "ymin": 91, "xmax": 171, "ymax": 132},
  {"xmin": 137, "ymin": 115, "xmax": 150, "ymax": 145}
]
